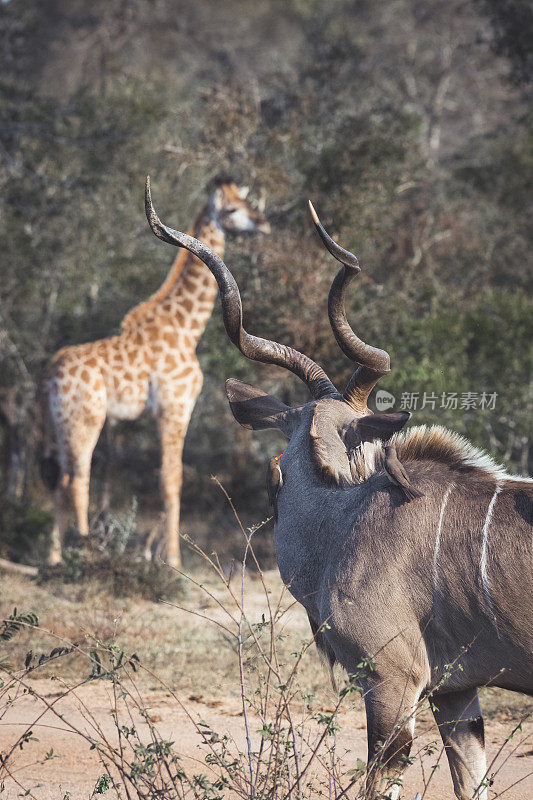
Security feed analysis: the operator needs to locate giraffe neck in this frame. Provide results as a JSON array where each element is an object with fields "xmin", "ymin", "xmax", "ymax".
[
  {"xmin": 121, "ymin": 204, "xmax": 224, "ymax": 344},
  {"xmin": 162, "ymin": 206, "xmax": 225, "ymax": 341}
]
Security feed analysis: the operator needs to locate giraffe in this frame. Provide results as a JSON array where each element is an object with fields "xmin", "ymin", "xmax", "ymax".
[{"xmin": 41, "ymin": 177, "xmax": 270, "ymax": 568}]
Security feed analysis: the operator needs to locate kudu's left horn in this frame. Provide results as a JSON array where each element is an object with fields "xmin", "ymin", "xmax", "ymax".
[
  {"xmin": 145, "ymin": 177, "xmax": 338, "ymax": 401},
  {"xmin": 309, "ymin": 201, "xmax": 391, "ymax": 413}
]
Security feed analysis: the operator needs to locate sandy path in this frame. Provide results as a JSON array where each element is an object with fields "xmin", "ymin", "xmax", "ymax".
[{"xmin": 1, "ymin": 679, "xmax": 532, "ymax": 799}]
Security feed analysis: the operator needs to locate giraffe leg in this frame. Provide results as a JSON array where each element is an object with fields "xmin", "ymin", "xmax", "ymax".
[
  {"xmin": 155, "ymin": 367, "xmax": 203, "ymax": 570},
  {"xmin": 72, "ymin": 391, "xmax": 106, "ymax": 534},
  {"xmin": 48, "ymin": 443, "xmax": 99, "ymax": 563},
  {"xmin": 100, "ymin": 420, "xmax": 113, "ymax": 513},
  {"xmin": 69, "ymin": 421, "xmax": 105, "ymax": 542},
  {"xmin": 49, "ymin": 477, "xmax": 70, "ymax": 565},
  {"xmin": 71, "ymin": 468, "xmax": 91, "ymax": 537},
  {"xmin": 158, "ymin": 414, "xmax": 187, "ymax": 570},
  {"xmin": 58, "ymin": 418, "xmax": 104, "ymax": 548}
]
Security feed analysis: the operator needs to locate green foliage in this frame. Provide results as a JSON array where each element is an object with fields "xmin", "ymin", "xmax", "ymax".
[
  {"xmin": 0, "ymin": 502, "xmax": 52, "ymax": 565},
  {"xmin": 36, "ymin": 500, "xmax": 184, "ymax": 600},
  {"xmin": 39, "ymin": 548, "xmax": 184, "ymax": 602},
  {"xmin": 92, "ymin": 773, "xmax": 114, "ymax": 795},
  {"xmin": 384, "ymin": 289, "xmax": 532, "ymax": 468},
  {"xmin": 478, "ymin": 0, "xmax": 533, "ymax": 84},
  {"xmin": 92, "ymin": 498, "xmax": 139, "ymax": 557},
  {"xmin": 0, "ymin": 608, "xmax": 39, "ymax": 641}
]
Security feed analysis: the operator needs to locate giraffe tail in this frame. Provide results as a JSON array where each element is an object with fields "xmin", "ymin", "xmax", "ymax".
[{"xmin": 40, "ymin": 456, "xmax": 60, "ymax": 491}]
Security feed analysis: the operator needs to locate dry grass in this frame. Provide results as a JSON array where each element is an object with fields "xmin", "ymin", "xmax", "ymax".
[
  {"xmin": 1, "ymin": 566, "xmax": 531, "ymax": 719},
  {"xmin": 0, "ymin": 566, "xmax": 329, "ymax": 701}
]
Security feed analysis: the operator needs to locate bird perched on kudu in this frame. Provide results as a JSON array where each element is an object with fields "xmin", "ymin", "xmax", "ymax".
[
  {"xmin": 382, "ymin": 442, "xmax": 424, "ymax": 501},
  {"xmin": 267, "ymin": 454, "xmax": 283, "ymax": 519}
]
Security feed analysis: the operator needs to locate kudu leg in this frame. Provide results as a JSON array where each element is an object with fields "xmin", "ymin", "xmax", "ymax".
[
  {"xmin": 432, "ymin": 688, "xmax": 487, "ymax": 800},
  {"xmin": 363, "ymin": 677, "xmax": 421, "ymax": 800}
]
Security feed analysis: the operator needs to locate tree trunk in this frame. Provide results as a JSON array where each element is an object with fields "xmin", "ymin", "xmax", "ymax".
[
  {"xmin": 4, "ymin": 418, "xmax": 26, "ymax": 500},
  {"xmin": 0, "ymin": 385, "xmax": 34, "ymax": 502}
]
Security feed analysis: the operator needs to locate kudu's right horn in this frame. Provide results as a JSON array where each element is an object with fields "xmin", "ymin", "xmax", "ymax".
[
  {"xmin": 309, "ymin": 202, "xmax": 391, "ymax": 413},
  {"xmin": 145, "ymin": 177, "xmax": 338, "ymax": 401}
]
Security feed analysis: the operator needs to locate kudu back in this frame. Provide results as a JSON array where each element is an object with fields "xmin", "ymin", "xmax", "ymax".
[{"xmin": 145, "ymin": 178, "xmax": 533, "ymax": 800}]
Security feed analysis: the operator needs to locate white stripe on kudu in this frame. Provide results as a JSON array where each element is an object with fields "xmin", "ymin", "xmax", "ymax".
[
  {"xmin": 433, "ymin": 485, "xmax": 453, "ymax": 589},
  {"xmin": 480, "ymin": 484, "xmax": 503, "ymax": 629}
]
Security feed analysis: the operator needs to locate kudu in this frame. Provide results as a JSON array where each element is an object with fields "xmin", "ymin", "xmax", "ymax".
[{"xmin": 145, "ymin": 178, "xmax": 533, "ymax": 800}]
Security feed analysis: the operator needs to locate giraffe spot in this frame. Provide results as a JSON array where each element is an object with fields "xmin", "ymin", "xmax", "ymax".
[
  {"xmin": 69, "ymin": 366, "xmax": 78, "ymax": 376},
  {"xmin": 182, "ymin": 277, "xmax": 197, "ymax": 293},
  {"xmin": 182, "ymin": 298, "xmax": 193, "ymax": 314},
  {"xmin": 190, "ymin": 319, "xmax": 201, "ymax": 329},
  {"xmin": 163, "ymin": 331, "xmax": 179, "ymax": 347},
  {"xmin": 86, "ymin": 357, "xmax": 97, "ymax": 367},
  {"xmin": 175, "ymin": 311, "xmax": 185, "ymax": 326}
]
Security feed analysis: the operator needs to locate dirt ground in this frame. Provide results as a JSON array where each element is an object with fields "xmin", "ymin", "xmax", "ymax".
[{"xmin": 1, "ymin": 567, "xmax": 532, "ymax": 799}]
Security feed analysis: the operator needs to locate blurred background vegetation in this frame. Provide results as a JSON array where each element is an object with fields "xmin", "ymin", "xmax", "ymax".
[{"xmin": 0, "ymin": 0, "xmax": 531, "ymax": 565}]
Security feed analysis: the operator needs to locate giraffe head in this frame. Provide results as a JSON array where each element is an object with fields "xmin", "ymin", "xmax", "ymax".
[{"xmin": 211, "ymin": 176, "xmax": 271, "ymax": 234}]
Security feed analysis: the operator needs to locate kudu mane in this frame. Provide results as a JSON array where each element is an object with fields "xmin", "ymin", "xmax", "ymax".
[{"xmin": 347, "ymin": 424, "xmax": 508, "ymax": 485}]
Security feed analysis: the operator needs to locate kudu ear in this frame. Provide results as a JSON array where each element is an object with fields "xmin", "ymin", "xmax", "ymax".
[
  {"xmin": 345, "ymin": 411, "xmax": 411, "ymax": 447},
  {"xmin": 225, "ymin": 379, "xmax": 297, "ymax": 437}
]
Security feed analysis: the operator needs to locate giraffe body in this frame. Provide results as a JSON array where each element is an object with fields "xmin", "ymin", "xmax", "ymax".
[{"xmin": 41, "ymin": 180, "xmax": 269, "ymax": 567}]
